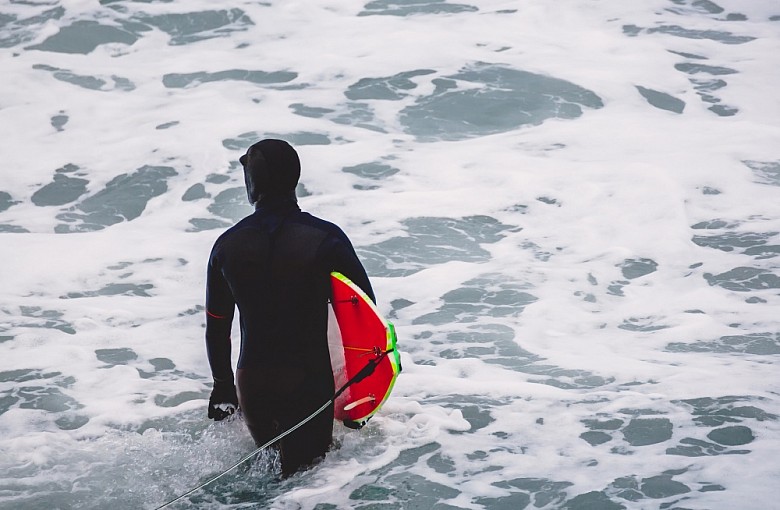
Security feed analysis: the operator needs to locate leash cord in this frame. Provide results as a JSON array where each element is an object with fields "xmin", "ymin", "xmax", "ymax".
[
  {"xmin": 154, "ymin": 398, "xmax": 332, "ymax": 510},
  {"xmin": 154, "ymin": 349, "xmax": 392, "ymax": 509}
]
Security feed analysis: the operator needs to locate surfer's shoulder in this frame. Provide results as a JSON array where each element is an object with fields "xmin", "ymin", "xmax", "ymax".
[
  {"xmin": 294, "ymin": 211, "xmax": 350, "ymax": 240},
  {"xmin": 210, "ymin": 214, "xmax": 263, "ymax": 254}
]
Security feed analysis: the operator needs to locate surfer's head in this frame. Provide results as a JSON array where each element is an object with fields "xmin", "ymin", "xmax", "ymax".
[{"xmin": 239, "ymin": 139, "xmax": 301, "ymax": 205}]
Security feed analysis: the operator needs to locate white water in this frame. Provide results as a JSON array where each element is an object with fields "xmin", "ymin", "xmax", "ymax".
[{"xmin": 1, "ymin": 1, "xmax": 779, "ymax": 508}]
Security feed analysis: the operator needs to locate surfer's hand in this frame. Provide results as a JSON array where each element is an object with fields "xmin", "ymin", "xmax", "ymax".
[{"xmin": 208, "ymin": 380, "xmax": 238, "ymax": 421}]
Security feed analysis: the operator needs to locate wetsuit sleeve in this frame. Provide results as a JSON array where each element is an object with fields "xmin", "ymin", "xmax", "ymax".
[
  {"xmin": 205, "ymin": 243, "xmax": 236, "ymax": 383},
  {"xmin": 321, "ymin": 232, "xmax": 375, "ymax": 303}
]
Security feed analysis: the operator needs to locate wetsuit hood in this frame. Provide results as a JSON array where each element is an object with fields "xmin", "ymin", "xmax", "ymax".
[{"xmin": 240, "ymin": 139, "xmax": 301, "ymax": 206}]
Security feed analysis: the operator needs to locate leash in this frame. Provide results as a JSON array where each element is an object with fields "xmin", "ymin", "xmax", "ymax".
[{"xmin": 154, "ymin": 350, "xmax": 392, "ymax": 509}]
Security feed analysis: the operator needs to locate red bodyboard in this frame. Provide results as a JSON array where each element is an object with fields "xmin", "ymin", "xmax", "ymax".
[{"xmin": 327, "ymin": 272, "xmax": 400, "ymax": 429}]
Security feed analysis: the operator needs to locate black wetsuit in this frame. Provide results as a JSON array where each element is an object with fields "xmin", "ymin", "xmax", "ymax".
[{"xmin": 205, "ymin": 195, "xmax": 373, "ymax": 475}]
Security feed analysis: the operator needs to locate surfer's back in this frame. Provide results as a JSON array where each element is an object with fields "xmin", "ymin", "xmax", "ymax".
[{"xmin": 209, "ymin": 203, "xmax": 373, "ymax": 374}]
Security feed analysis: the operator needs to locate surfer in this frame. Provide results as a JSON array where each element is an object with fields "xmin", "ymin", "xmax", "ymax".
[{"xmin": 204, "ymin": 138, "xmax": 375, "ymax": 477}]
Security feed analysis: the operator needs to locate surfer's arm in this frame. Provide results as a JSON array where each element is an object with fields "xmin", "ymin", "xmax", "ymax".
[
  {"xmin": 205, "ymin": 249, "xmax": 236, "ymax": 383},
  {"xmin": 203, "ymin": 243, "xmax": 239, "ymax": 421},
  {"xmin": 322, "ymin": 234, "xmax": 375, "ymax": 303}
]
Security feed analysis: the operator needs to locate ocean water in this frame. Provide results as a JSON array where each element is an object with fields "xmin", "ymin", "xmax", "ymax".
[{"xmin": 1, "ymin": 0, "xmax": 779, "ymax": 508}]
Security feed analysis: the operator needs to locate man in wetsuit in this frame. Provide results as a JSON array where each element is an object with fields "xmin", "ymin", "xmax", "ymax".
[{"xmin": 204, "ymin": 138, "xmax": 374, "ymax": 476}]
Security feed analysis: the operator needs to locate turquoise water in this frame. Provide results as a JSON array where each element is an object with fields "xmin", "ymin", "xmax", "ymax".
[{"xmin": 1, "ymin": 1, "xmax": 779, "ymax": 508}]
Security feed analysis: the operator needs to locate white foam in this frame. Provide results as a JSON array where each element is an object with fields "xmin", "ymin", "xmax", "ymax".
[{"xmin": 1, "ymin": 0, "xmax": 779, "ymax": 508}]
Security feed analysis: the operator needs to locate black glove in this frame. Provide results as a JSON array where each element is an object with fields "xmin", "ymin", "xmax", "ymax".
[{"xmin": 208, "ymin": 380, "xmax": 238, "ymax": 421}]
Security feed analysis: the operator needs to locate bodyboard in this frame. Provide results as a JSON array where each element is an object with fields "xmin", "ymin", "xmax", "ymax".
[{"xmin": 327, "ymin": 272, "xmax": 400, "ymax": 429}]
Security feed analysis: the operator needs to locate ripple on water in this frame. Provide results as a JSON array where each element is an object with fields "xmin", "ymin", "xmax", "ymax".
[
  {"xmin": 359, "ymin": 216, "xmax": 518, "ymax": 277},
  {"xmin": 399, "ymin": 63, "xmax": 604, "ymax": 141},
  {"xmin": 54, "ymin": 165, "xmax": 178, "ymax": 233}
]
